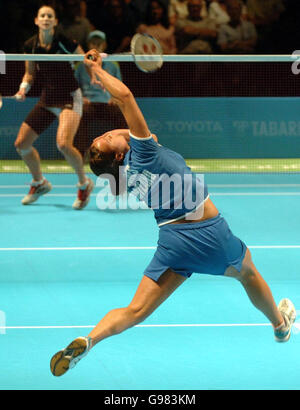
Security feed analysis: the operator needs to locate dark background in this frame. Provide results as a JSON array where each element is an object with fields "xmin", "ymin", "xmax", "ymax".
[{"xmin": 0, "ymin": 0, "xmax": 299, "ymax": 54}]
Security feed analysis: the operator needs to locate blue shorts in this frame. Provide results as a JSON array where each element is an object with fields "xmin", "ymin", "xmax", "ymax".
[{"xmin": 144, "ymin": 214, "xmax": 247, "ymax": 282}]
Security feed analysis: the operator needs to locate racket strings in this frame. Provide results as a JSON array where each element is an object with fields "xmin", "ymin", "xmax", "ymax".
[{"xmin": 132, "ymin": 34, "xmax": 163, "ymax": 73}]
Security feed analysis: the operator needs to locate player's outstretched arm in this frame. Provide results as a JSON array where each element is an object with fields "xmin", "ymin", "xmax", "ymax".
[
  {"xmin": 15, "ymin": 61, "xmax": 36, "ymax": 101},
  {"xmin": 84, "ymin": 49, "xmax": 150, "ymax": 139}
]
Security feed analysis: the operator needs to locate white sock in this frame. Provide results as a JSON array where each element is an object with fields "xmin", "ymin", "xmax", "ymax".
[
  {"xmin": 32, "ymin": 178, "xmax": 45, "ymax": 187},
  {"xmin": 77, "ymin": 179, "xmax": 89, "ymax": 190}
]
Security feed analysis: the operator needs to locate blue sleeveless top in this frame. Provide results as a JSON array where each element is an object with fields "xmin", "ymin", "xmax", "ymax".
[{"xmin": 123, "ymin": 133, "xmax": 209, "ymax": 226}]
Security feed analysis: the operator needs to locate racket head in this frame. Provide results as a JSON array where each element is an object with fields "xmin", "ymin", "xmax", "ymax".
[{"xmin": 131, "ymin": 33, "xmax": 163, "ymax": 73}]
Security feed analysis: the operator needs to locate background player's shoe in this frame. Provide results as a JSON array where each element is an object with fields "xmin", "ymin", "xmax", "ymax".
[
  {"xmin": 73, "ymin": 178, "xmax": 94, "ymax": 210},
  {"xmin": 274, "ymin": 298, "xmax": 296, "ymax": 343},
  {"xmin": 50, "ymin": 336, "xmax": 92, "ymax": 377},
  {"xmin": 22, "ymin": 179, "xmax": 52, "ymax": 205}
]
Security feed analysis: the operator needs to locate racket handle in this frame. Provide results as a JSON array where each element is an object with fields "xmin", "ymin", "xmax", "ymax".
[{"xmin": 88, "ymin": 52, "xmax": 108, "ymax": 61}]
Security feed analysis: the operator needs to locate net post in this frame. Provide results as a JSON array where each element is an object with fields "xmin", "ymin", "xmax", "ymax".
[{"xmin": 0, "ymin": 50, "xmax": 6, "ymax": 75}]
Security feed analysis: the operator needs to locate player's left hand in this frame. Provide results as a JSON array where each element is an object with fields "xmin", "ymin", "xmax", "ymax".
[{"xmin": 84, "ymin": 50, "xmax": 107, "ymax": 90}]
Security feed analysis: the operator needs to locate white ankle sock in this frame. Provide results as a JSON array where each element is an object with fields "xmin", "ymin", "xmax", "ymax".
[
  {"xmin": 32, "ymin": 178, "xmax": 45, "ymax": 187},
  {"xmin": 78, "ymin": 179, "xmax": 89, "ymax": 190}
]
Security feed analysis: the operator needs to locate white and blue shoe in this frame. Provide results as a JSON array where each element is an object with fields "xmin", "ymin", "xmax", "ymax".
[
  {"xmin": 50, "ymin": 336, "xmax": 92, "ymax": 376},
  {"xmin": 274, "ymin": 299, "xmax": 296, "ymax": 343}
]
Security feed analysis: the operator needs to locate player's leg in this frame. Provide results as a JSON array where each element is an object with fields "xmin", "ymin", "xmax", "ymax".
[
  {"xmin": 15, "ymin": 122, "xmax": 42, "ymax": 181},
  {"xmin": 89, "ymin": 269, "xmax": 186, "ymax": 347},
  {"xmin": 56, "ymin": 108, "xmax": 94, "ymax": 209},
  {"xmin": 50, "ymin": 269, "xmax": 186, "ymax": 376},
  {"xmin": 225, "ymin": 248, "xmax": 296, "ymax": 341},
  {"xmin": 15, "ymin": 122, "xmax": 52, "ymax": 205},
  {"xmin": 56, "ymin": 108, "xmax": 85, "ymax": 183},
  {"xmin": 72, "ymin": 102, "xmax": 91, "ymax": 157}
]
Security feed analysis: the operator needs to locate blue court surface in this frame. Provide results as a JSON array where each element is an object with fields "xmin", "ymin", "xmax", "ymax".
[{"xmin": 1, "ymin": 172, "xmax": 300, "ymax": 390}]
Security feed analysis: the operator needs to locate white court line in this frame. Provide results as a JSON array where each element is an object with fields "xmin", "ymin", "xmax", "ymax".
[
  {"xmin": 2, "ymin": 184, "xmax": 300, "ymax": 189},
  {"xmin": 250, "ymin": 246, "xmax": 300, "ymax": 249},
  {"xmin": 209, "ymin": 184, "xmax": 300, "ymax": 188},
  {"xmin": 0, "ymin": 247, "xmax": 157, "ymax": 251},
  {"xmin": 1, "ymin": 192, "xmax": 300, "ymax": 198},
  {"xmin": 0, "ymin": 245, "xmax": 299, "ymax": 251},
  {"xmin": 0, "ymin": 186, "xmax": 77, "ymax": 190},
  {"xmin": 0, "ymin": 194, "xmax": 97, "ymax": 197},
  {"xmin": 0, "ymin": 323, "xmax": 272, "ymax": 330},
  {"xmin": 0, "ymin": 185, "xmax": 76, "ymax": 189},
  {"xmin": 211, "ymin": 192, "xmax": 300, "ymax": 196}
]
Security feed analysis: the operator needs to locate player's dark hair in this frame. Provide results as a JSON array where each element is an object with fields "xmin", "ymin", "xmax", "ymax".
[
  {"xmin": 86, "ymin": 146, "xmax": 124, "ymax": 196},
  {"xmin": 36, "ymin": 2, "xmax": 57, "ymax": 17}
]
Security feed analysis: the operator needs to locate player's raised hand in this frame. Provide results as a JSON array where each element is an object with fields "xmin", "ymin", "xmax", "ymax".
[
  {"xmin": 84, "ymin": 50, "xmax": 108, "ymax": 90},
  {"xmin": 84, "ymin": 49, "xmax": 107, "ymax": 67},
  {"xmin": 15, "ymin": 89, "xmax": 26, "ymax": 102}
]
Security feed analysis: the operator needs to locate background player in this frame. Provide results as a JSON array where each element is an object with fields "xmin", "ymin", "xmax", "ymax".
[
  {"xmin": 74, "ymin": 30, "xmax": 127, "ymax": 156},
  {"xmin": 50, "ymin": 49, "xmax": 296, "ymax": 376},
  {"xmin": 14, "ymin": 4, "xmax": 93, "ymax": 210}
]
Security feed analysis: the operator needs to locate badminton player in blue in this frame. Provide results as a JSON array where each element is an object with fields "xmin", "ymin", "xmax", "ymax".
[{"xmin": 50, "ymin": 49, "xmax": 296, "ymax": 376}]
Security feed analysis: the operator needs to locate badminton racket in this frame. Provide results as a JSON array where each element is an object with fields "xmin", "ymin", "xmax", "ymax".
[
  {"xmin": 130, "ymin": 33, "xmax": 163, "ymax": 73},
  {"xmin": 89, "ymin": 34, "xmax": 164, "ymax": 74}
]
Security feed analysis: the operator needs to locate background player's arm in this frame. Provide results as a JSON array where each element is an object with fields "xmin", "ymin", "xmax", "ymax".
[
  {"xmin": 84, "ymin": 50, "xmax": 150, "ymax": 139},
  {"xmin": 16, "ymin": 61, "xmax": 36, "ymax": 101}
]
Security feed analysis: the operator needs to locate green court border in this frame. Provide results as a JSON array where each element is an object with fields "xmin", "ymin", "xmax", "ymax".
[{"xmin": 1, "ymin": 159, "xmax": 300, "ymax": 173}]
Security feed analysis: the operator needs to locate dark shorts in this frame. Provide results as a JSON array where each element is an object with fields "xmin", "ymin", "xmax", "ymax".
[
  {"xmin": 144, "ymin": 214, "xmax": 247, "ymax": 282},
  {"xmin": 24, "ymin": 89, "xmax": 83, "ymax": 135}
]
